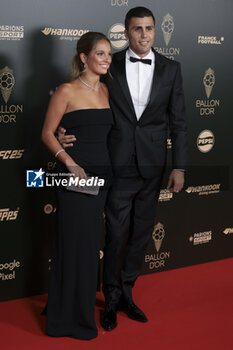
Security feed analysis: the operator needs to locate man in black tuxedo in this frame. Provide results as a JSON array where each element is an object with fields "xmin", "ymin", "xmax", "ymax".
[
  {"xmin": 59, "ymin": 7, "xmax": 187, "ymax": 331},
  {"xmin": 101, "ymin": 6, "xmax": 187, "ymax": 331}
]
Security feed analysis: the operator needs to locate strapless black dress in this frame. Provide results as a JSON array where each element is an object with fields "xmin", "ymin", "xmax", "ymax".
[{"xmin": 46, "ymin": 109, "xmax": 113, "ymax": 340}]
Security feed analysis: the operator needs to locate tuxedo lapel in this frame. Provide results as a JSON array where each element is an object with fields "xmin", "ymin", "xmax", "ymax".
[
  {"xmin": 140, "ymin": 50, "xmax": 166, "ymax": 120},
  {"xmin": 112, "ymin": 50, "xmax": 137, "ymax": 122}
]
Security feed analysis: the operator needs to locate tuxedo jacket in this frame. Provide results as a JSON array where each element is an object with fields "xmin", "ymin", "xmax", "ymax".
[{"xmin": 104, "ymin": 48, "xmax": 187, "ymax": 179}]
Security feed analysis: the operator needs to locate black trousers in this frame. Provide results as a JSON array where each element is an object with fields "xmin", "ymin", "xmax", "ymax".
[{"xmin": 103, "ymin": 166, "xmax": 162, "ymax": 303}]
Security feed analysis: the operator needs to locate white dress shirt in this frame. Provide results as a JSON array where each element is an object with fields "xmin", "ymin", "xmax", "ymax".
[{"xmin": 126, "ymin": 48, "xmax": 155, "ymax": 120}]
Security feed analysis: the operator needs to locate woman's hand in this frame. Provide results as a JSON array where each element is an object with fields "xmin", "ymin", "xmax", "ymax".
[{"xmin": 65, "ymin": 160, "xmax": 87, "ymax": 182}]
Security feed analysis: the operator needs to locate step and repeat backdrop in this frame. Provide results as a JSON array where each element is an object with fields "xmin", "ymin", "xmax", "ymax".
[{"xmin": 0, "ymin": 0, "xmax": 233, "ymax": 301}]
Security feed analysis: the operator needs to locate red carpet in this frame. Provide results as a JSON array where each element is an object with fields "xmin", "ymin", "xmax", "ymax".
[{"xmin": 1, "ymin": 258, "xmax": 233, "ymax": 350}]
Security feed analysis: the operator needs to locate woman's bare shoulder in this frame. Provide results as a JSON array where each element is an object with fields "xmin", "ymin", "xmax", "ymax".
[
  {"xmin": 54, "ymin": 81, "xmax": 80, "ymax": 98},
  {"xmin": 56, "ymin": 82, "xmax": 73, "ymax": 94}
]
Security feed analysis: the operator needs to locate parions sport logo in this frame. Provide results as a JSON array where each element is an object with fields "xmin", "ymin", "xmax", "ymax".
[
  {"xmin": 41, "ymin": 27, "xmax": 89, "ymax": 41},
  {"xmin": 189, "ymin": 231, "xmax": 212, "ymax": 245},
  {"xmin": 108, "ymin": 23, "xmax": 128, "ymax": 49},
  {"xmin": 0, "ymin": 25, "xmax": 24, "ymax": 40},
  {"xmin": 159, "ymin": 189, "xmax": 173, "ymax": 202}
]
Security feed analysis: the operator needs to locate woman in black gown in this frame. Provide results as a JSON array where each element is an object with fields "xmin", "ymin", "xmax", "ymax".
[{"xmin": 41, "ymin": 32, "xmax": 113, "ymax": 340}]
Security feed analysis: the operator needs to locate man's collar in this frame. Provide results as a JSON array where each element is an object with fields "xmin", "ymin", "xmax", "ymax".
[{"xmin": 126, "ymin": 47, "xmax": 154, "ymax": 62}]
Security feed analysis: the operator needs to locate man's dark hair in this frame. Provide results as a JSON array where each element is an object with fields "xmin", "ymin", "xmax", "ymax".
[{"xmin": 125, "ymin": 6, "xmax": 155, "ymax": 30}]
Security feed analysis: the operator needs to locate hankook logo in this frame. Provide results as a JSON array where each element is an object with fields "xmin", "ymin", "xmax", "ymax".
[
  {"xmin": 223, "ymin": 228, "xmax": 233, "ymax": 235},
  {"xmin": 186, "ymin": 184, "xmax": 221, "ymax": 195},
  {"xmin": 41, "ymin": 28, "xmax": 89, "ymax": 41}
]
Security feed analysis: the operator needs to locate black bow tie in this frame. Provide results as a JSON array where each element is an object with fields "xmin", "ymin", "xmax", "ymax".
[{"xmin": 129, "ymin": 56, "xmax": 152, "ymax": 65}]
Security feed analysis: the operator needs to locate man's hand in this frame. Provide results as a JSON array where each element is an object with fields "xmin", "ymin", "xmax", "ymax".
[
  {"xmin": 57, "ymin": 126, "xmax": 76, "ymax": 148},
  {"xmin": 167, "ymin": 169, "xmax": 185, "ymax": 193}
]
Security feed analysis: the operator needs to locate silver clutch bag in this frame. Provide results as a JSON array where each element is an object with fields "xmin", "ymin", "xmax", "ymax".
[{"xmin": 65, "ymin": 173, "xmax": 102, "ymax": 196}]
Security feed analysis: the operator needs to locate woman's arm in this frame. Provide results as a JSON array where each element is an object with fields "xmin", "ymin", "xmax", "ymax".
[{"xmin": 41, "ymin": 84, "xmax": 87, "ymax": 179}]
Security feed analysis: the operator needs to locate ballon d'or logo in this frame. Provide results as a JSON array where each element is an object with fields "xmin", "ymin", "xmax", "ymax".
[
  {"xmin": 203, "ymin": 68, "xmax": 215, "ymax": 98},
  {"xmin": 0, "ymin": 66, "xmax": 15, "ymax": 104},
  {"xmin": 152, "ymin": 222, "xmax": 165, "ymax": 252},
  {"xmin": 161, "ymin": 14, "xmax": 174, "ymax": 46}
]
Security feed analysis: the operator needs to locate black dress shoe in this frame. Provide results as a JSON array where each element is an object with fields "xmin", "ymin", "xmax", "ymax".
[
  {"xmin": 41, "ymin": 304, "xmax": 47, "ymax": 316},
  {"xmin": 118, "ymin": 298, "xmax": 148, "ymax": 323},
  {"xmin": 102, "ymin": 304, "xmax": 118, "ymax": 331}
]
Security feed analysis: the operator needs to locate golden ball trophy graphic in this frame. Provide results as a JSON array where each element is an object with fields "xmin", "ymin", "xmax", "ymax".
[
  {"xmin": 152, "ymin": 222, "xmax": 165, "ymax": 253},
  {"xmin": 161, "ymin": 14, "xmax": 174, "ymax": 46},
  {"xmin": 203, "ymin": 68, "xmax": 215, "ymax": 99},
  {"xmin": 0, "ymin": 66, "xmax": 15, "ymax": 104}
]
